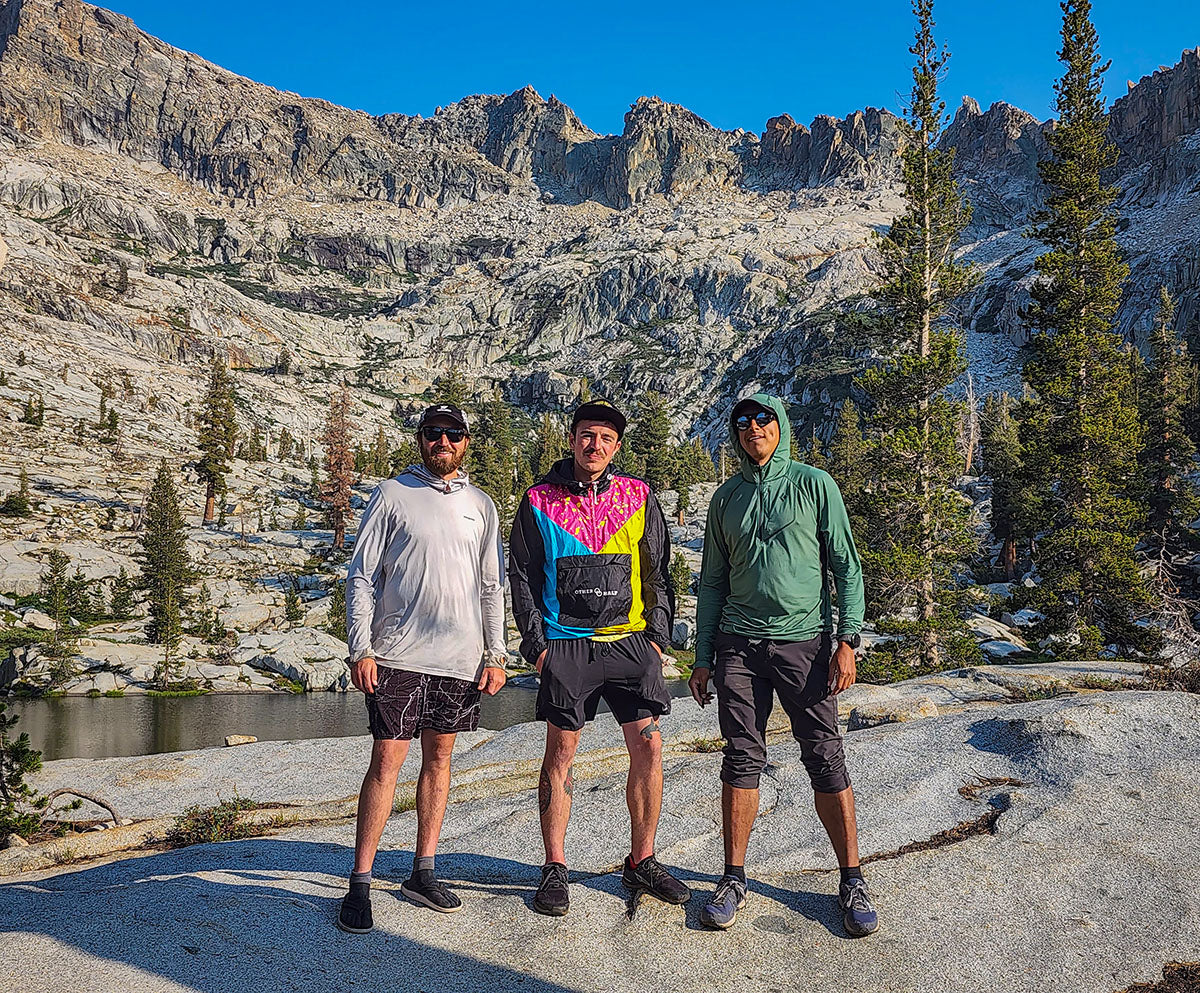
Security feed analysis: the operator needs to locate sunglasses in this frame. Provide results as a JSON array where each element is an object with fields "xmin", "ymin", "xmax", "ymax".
[
  {"xmin": 420, "ymin": 426, "xmax": 468, "ymax": 443},
  {"xmin": 735, "ymin": 411, "xmax": 777, "ymax": 432}
]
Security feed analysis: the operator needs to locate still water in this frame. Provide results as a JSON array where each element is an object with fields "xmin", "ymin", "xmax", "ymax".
[{"xmin": 11, "ymin": 681, "xmax": 695, "ymax": 761}]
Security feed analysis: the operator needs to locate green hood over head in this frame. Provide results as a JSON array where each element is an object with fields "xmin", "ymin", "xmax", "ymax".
[{"xmin": 729, "ymin": 392, "xmax": 791, "ymax": 480}]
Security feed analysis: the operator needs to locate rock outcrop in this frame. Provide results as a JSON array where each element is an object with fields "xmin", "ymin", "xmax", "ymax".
[{"xmin": 3, "ymin": 684, "xmax": 1198, "ymax": 992}]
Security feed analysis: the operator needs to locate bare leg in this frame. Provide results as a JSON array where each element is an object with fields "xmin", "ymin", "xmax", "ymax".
[
  {"xmin": 722, "ymin": 782, "xmax": 760, "ymax": 866},
  {"xmin": 623, "ymin": 717, "xmax": 663, "ymax": 862},
  {"xmin": 415, "ymin": 730, "xmax": 456, "ymax": 858},
  {"xmin": 540, "ymin": 723, "xmax": 582, "ymax": 864},
  {"xmin": 814, "ymin": 785, "xmax": 860, "ymax": 868},
  {"xmin": 352, "ymin": 739, "xmax": 411, "ymax": 873}
]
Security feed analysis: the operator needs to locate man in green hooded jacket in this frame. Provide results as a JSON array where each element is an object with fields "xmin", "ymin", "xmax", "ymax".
[{"xmin": 689, "ymin": 393, "xmax": 877, "ymax": 936}]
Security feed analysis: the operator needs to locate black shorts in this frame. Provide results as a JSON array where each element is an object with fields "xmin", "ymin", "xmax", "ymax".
[
  {"xmin": 536, "ymin": 633, "xmax": 672, "ymax": 732},
  {"xmin": 713, "ymin": 631, "xmax": 850, "ymax": 794},
  {"xmin": 365, "ymin": 666, "xmax": 481, "ymax": 741}
]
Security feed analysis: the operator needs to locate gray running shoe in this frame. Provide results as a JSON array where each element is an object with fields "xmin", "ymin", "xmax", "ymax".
[
  {"xmin": 838, "ymin": 877, "xmax": 878, "ymax": 936},
  {"xmin": 699, "ymin": 874, "xmax": 748, "ymax": 930},
  {"xmin": 400, "ymin": 869, "xmax": 463, "ymax": 914},
  {"xmin": 533, "ymin": 862, "xmax": 570, "ymax": 916}
]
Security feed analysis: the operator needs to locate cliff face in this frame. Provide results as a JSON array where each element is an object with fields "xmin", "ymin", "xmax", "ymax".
[{"xmin": 2, "ymin": 0, "xmax": 1200, "ymax": 450}]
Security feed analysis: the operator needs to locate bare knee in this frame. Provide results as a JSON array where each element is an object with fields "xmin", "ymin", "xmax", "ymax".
[
  {"xmin": 368, "ymin": 740, "xmax": 408, "ymax": 782},
  {"xmin": 626, "ymin": 718, "xmax": 663, "ymax": 765},
  {"xmin": 543, "ymin": 727, "xmax": 581, "ymax": 775},
  {"xmin": 420, "ymin": 731, "xmax": 456, "ymax": 770}
]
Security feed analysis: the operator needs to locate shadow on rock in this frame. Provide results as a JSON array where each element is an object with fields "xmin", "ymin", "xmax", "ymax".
[{"xmin": 0, "ymin": 840, "xmax": 580, "ymax": 993}]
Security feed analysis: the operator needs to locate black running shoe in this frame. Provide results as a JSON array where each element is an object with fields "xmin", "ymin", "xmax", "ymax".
[
  {"xmin": 337, "ymin": 882, "xmax": 373, "ymax": 934},
  {"xmin": 621, "ymin": 855, "xmax": 691, "ymax": 905},
  {"xmin": 400, "ymin": 869, "xmax": 463, "ymax": 914},
  {"xmin": 533, "ymin": 862, "xmax": 570, "ymax": 916}
]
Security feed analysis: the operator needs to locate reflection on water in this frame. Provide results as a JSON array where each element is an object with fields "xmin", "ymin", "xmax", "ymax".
[{"xmin": 10, "ymin": 680, "xmax": 694, "ymax": 761}]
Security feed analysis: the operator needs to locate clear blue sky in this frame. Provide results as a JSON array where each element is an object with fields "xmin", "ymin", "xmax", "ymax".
[{"xmin": 106, "ymin": 1, "xmax": 1196, "ymax": 135}]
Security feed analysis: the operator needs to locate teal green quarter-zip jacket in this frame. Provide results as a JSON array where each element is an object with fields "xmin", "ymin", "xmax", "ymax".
[{"xmin": 693, "ymin": 393, "xmax": 865, "ymax": 669}]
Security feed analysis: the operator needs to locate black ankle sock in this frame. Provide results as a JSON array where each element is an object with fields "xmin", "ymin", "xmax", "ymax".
[
  {"xmin": 840, "ymin": 865, "xmax": 863, "ymax": 884},
  {"xmin": 724, "ymin": 864, "xmax": 746, "ymax": 883}
]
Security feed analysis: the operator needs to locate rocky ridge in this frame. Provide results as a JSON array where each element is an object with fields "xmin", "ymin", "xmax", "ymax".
[{"xmin": 2, "ymin": 1, "xmax": 1200, "ymax": 693}]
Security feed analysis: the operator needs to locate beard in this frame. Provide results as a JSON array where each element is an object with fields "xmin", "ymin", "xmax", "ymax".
[{"xmin": 421, "ymin": 445, "xmax": 466, "ymax": 476}]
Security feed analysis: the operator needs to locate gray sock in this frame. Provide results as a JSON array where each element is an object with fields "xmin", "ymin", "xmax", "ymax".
[
  {"xmin": 414, "ymin": 855, "xmax": 435, "ymax": 874},
  {"xmin": 350, "ymin": 870, "xmax": 372, "ymax": 887}
]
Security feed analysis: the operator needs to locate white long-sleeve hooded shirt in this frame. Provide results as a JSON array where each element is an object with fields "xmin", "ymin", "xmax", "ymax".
[{"xmin": 345, "ymin": 464, "xmax": 507, "ymax": 680}]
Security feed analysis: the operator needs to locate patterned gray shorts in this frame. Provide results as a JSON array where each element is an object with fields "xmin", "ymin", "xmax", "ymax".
[{"xmin": 365, "ymin": 667, "xmax": 481, "ymax": 740}]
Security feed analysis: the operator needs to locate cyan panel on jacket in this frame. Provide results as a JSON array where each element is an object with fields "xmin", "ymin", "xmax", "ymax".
[{"xmin": 528, "ymin": 477, "xmax": 651, "ymax": 639}]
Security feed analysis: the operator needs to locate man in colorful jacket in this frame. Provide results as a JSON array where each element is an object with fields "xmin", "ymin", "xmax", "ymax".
[
  {"xmin": 510, "ymin": 400, "xmax": 690, "ymax": 917},
  {"xmin": 688, "ymin": 393, "xmax": 878, "ymax": 937}
]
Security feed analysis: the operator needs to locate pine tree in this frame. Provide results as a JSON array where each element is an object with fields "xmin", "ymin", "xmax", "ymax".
[
  {"xmin": 197, "ymin": 353, "xmax": 238, "ymax": 524},
  {"xmin": 434, "ymin": 367, "xmax": 470, "ymax": 408},
  {"xmin": 1141, "ymin": 287, "xmax": 1200, "ymax": 585},
  {"xmin": 277, "ymin": 426, "xmax": 294, "ymax": 461},
  {"xmin": 854, "ymin": 0, "xmax": 977, "ymax": 670},
  {"xmin": 981, "ymin": 393, "xmax": 1030, "ymax": 580},
  {"xmin": 41, "ymin": 549, "xmax": 75, "ymax": 660},
  {"xmin": 533, "ymin": 413, "xmax": 567, "ymax": 477},
  {"xmin": 371, "ymin": 425, "xmax": 390, "ymax": 477},
  {"xmin": 284, "ymin": 579, "xmax": 304, "ymax": 628},
  {"xmin": 1018, "ymin": 0, "xmax": 1148, "ymax": 654},
  {"xmin": 0, "ymin": 468, "xmax": 30, "ymax": 517},
  {"xmin": 109, "ymin": 566, "xmax": 134, "ymax": 619},
  {"xmin": 804, "ymin": 429, "xmax": 829, "ymax": 470},
  {"xmin": 276, "ymin": 346, "xmax": 292, "ymax": 375},
  {"xmin": 308, "ymin": 455, "xmax": 322, "ymax": 501},
  {"xmin": 323, "ymin": 384, "xmax": 356, "ymax": 552},
  {"xmin": 326, "ymin": 580, "xmax": 348, "ymax": 642},
  {"xmin": 472, "ymin": 389, "xmax": 517, "ymax": 525},
  {"xmin": 65, "ymin": 567, "xmax": 93, "ymax": 624},
  {"xmin": 669, "ymin": 551, "xmax": 692, "ymax": 601},
  {"xmin": 0, "ymin": 699, "xmax": 47, "ymax": 839},
  {"xmin": 139, "ymin": 461, "xmax": 189, "ymax": 670},
  {"xmin": 390, "ymin": 437, "xmax": 420, "ymax": 475},
  {"xmin": 676, "ymin": 484, "xmax": 691, "ymax": 525},
  {"xmin": 291, "ymin": 505, "xmax": 308, "ymax": 530},
  {"xmin": 629, "ymin": 393, "xmax": 674, "ymax": 489}
]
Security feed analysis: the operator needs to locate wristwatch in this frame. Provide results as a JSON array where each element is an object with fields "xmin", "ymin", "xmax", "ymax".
[{"xmin": 838, "ymin": 633, "xmax": 862, "ymax": 650}]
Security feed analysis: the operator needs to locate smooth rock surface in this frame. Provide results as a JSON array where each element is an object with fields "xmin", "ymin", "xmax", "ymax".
[{"xmin": 3, "ymin": 689, "xmax": 1200, "ymax": 993}]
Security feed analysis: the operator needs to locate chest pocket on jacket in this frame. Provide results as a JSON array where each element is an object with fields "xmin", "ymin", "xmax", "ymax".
[
  {"xmin": 759, "ymin": 489, "xmax": 798, "ymax": 542},
  {"xmin": 555, "ymin": 554, "xmax": 633, "ymax": 629}
]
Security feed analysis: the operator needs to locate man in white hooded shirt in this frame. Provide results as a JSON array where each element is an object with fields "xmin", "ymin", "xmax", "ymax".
[{"xmin": 337, "ymin": 403, "xmax": 508, "ymax": 933}]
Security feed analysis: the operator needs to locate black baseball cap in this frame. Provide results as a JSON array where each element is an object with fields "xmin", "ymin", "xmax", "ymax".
[
  {"xmin": 731, "ymin": 397, "xmax": 773, "ymax": 421},
  {"xmin": 571, "ymin": 401, "xmax": 627, "ymax": 439},
  {"xmin": 417, "ymin": 403, "xmax": 470, "ymax": 433}
]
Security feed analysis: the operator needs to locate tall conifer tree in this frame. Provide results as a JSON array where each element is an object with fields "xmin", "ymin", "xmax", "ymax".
[
  {"xmin": 139, "ymin": 460, "xmax": 189, "ymax": 685},
  {"xmin": 197, "ymin": 352, "xmax": 238, "ymax": 524},
  {"xmin": 323, "ymin": 384, "xmax": 356, "ymax": 552},
  {"xmin": 1018, "ymin": 0, "xmax": 1148, "ymax": 653},
  {"xmin": 1141, "ymin": 287, "xmax": 1199, "ymax": 584},
  {"xmin": 855, "ymin": 0, "xmax": 977, "ymax": 669}
]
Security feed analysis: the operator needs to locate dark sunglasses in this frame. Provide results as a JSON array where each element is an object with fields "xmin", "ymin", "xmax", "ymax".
[
  {"xmin": 735, "ymin": 410, "xmax": 777, "ymax": 432},
  {"xmin": 420, "ymin": 426, "xmax": 468, "ymax": 443}
]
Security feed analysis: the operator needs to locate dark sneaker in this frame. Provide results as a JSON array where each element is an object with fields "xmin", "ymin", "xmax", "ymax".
[
  {"xmin": 400, "ymin": 869, "xmax": 463, "ymax": 914},
  {"xmin": 699, "ymin": 874, "xmax": 748, "ymax": 930},
  {"xmin": 533, "ymin": 862, "xmax": 570, "ymax": 916},
  {"xmin": 337, "ymin": 883, "xmax": 373, "ymax": 934},
  {"xmin": 621, "ymin": 855, "xmax": 691, "ymax": 905},
  {"xmin": 838, "ymin": 877, "xmax": 878, "ymax": 937}
]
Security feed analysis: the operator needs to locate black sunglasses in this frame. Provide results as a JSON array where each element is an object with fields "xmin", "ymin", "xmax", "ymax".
[
  {"xmin": 420, "ymin": 426, "xmax": 468, "ymax": 443},
  {"xmin": 735, "ymin": 410, "xmax": 777, "ymax": 432}
]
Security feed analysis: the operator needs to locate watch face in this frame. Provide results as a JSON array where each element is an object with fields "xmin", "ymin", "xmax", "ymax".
[{"xmin": 842, "ymin": 634, "xmax": 861, "ymax": 649}]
